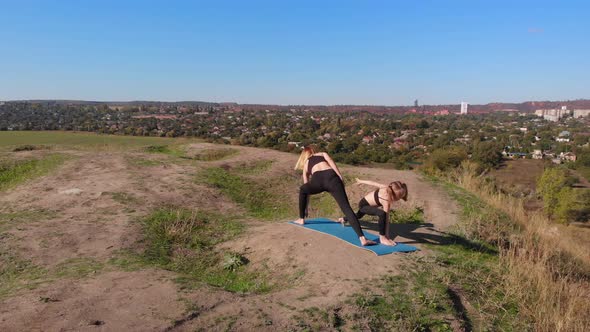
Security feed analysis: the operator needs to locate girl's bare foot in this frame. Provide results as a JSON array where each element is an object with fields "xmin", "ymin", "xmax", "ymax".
[
  {"xmin": 360, "ymin": 237, "xmax": 377, "ymax": 246},
  {"xmin": 294, "ymin": 218, "xmax": 305, "ymax": 225},
  {"xmin": 379, "ymin": 236, "xmax": 397, "ymax": 246}
]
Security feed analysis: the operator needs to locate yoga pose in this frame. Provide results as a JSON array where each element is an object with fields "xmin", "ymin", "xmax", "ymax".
[
  {"xmin": 294, "ymin": 146, "xmax": 376, "ymax": 246},
  {"xmin": 339, "ymin": 179, "xmax": 408, "ymax": 246}
]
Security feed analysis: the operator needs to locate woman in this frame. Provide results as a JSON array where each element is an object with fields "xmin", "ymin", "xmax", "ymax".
[
  {"xmin": 294, "ymin": 146, "xmax": 376, "ymax": 246},
  {"xmin": 339, "ymin": 179, "xmax": 408, "ymax": 246}
]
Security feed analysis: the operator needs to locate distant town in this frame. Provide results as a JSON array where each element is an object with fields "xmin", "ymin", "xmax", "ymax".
[{"xmin": 1, "ymin": 99, "xmax": 589, "ymax": 172}]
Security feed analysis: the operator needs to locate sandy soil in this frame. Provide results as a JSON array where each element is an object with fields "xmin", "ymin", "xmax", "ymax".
[{"xmin": 0, "ymin": 144, "xmax": 459, "ymax": 331}]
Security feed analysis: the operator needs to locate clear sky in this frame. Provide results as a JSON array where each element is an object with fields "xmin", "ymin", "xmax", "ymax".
[{"xmin": 1, "ymin": 0, "xmax": 589, "ymax": 105}]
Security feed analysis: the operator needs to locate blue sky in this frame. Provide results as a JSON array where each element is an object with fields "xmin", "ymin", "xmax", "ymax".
[{"xmin": 1, "ymin": 0, "xmax": 588, "ymax": 105}]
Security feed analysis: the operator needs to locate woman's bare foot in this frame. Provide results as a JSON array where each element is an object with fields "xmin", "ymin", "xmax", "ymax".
[
  {"xmin": 337, "ymin": 217, "xmax": 346, "ymax": 226},
  {"xmin": 294, "ymin": 218, "xmax": 305, "ymax": 225},
  {"xmin": 379, "ymin": 236, "xmax": 397, "ymax": 246},
  {"xmin": 359, "ymin": 236, "xmax": 377, "ymax": 246}
]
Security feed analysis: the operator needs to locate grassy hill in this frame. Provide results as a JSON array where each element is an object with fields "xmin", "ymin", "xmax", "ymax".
[{"xmin": 0, "ymin": 132, "xmax": 588, "ymax": 331}]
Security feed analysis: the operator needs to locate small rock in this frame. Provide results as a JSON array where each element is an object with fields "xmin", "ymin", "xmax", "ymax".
[
  {"xmin": 59, "ymin": 188, "xmax": 83, "ymax": 195},
  {"xmin": 89, "ymin": 320, "xmax": 105, "ymax": 326}
]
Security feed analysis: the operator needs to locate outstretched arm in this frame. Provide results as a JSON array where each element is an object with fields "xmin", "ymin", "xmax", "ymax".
[
  {"xmin": 323, "ymin": 153, "xmax": 343, "ymax": 181},
  {"xmin": 355, "ymin": 178, "xmax": 387, "ymax": 188}
]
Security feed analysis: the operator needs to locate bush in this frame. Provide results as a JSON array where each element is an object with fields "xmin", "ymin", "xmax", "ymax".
[
  {"xmin": 471, "ymin": 141, "xmax": 503, "ymax": 171},
  {"xmin": 537, "ymin": 167, "xmax": 588, "ymax": 223},
  {"xmin": 423, "ymin": 146, "xmax": 468, "ymax": 174},
  {"xmin": 576, "ymin": 148, "xmax": 590, "ymax": 168},
  {"xmin": 537, "ymin": 167, "xmax": 569, "ymax": 218},
  {"xmin": 555, "ymin": 188, "xmax": 590, "ymax": 223}
]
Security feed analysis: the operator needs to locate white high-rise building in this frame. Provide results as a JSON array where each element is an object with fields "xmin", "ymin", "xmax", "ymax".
[{"xmin": 460, "ymin": 102, "xmax": 468, "ymax": 114}]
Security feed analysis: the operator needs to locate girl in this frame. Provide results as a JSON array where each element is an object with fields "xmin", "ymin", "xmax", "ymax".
[
  {"xmin": 294, "ymin": 146, "xmax": 376, "ymax": 246},
  {"xmin": 339, "ymin": 179, "xmax": 408, "ymax": 246}
]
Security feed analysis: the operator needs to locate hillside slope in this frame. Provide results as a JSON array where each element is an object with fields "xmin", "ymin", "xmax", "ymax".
[{"xmin": 0, "ymin": 140, "xmax": 458, "ymax": 331}]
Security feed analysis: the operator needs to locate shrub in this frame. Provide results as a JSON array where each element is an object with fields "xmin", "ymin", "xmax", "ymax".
[
  {"xmin": 423, "ymin": 146, "xmax": 468, "ymax": 174},
  {"xmin": 555, "ymin": 188, "xmax": 590, "ymax": 223},
  {"xmin": 536, "ymin": 167, "xmax": 581, "ymax": 221},
  {"xmin": 470, "ymin": 141, "xmax": 503, "ymax": 171}
]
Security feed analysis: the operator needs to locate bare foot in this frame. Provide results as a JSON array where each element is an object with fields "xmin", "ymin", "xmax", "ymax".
[
  {"xmin": 360, "ymin": 237, "xmax": 377, "ymax": 246},
  {"xmin": 294, "ymin": 218, "xmax": 305, "ymax": 225},
  {"xmin": 337, "ymin": 217, "xmax": 345, "ymax": 226},
  {"xmin": 379, "ymin": 236, "xmax": 397, "ymax": 246}
]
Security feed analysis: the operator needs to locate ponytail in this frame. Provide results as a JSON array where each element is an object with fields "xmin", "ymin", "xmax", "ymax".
[{"xmin": 294, "ymin": 146, "xmax": 316, "ymax": 170}]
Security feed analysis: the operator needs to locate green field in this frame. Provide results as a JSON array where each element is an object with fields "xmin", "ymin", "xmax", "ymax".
[{"xmin": 0, "ymin": 131, "xmax": 200, "ymax": 151}]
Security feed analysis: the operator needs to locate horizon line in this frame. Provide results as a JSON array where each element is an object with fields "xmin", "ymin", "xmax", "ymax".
[{"xmin": 3, "ymin": 97, "xmax": 590, "ymax": 108}]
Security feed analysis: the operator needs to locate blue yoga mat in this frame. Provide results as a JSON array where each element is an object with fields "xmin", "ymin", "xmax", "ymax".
[{"xmin": 288, "ymin": 217, "xmax": 418, "ymax": 256}]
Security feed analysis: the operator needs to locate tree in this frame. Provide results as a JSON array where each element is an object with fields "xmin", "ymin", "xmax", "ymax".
[
  {"xmin": 471, "ymin": 141, "xmax": 503, "ymax": 171},
  {"xmin": 423, "ymin": 146, "xmax": 468, "ymax": 174},
  {"xmin": 536, "ymin": 167, "xmax": 577, "ymax": 219},
  {"xmin": 554, "ymin": 188, "xmax": 590, "ymax": 224}
]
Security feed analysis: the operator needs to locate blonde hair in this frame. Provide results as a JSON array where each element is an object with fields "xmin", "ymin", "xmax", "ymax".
[
  {"xmin": 389, "ymin": 181, "xmax": 408, "ymax": 201},
  {"xmin": 294, "ymin": 146, "xmax": 316, "ymax": 170}
]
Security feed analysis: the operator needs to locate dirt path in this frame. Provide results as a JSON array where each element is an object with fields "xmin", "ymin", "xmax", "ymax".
[{"xmin": 0, "ymin": 144, "xmax": 459, "ymax": 331}]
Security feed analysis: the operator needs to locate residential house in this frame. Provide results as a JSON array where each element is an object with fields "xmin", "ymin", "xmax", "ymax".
[
  {"xmin": 559, "ymin": 152, "xmax": 577, "ymax": 162},
  {"xmin": 532, "ymin": 150, "xmax": 543, "ymax": 160}
]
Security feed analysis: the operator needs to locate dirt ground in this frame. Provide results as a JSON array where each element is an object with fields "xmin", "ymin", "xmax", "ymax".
[{"xmin": 0, "ymin": 144, "xmax": 459, "ymax": 332}]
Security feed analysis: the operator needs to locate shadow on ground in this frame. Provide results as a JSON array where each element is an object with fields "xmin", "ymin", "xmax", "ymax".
[{"xmin": 360, "ymin": 219, "xmax": 498, "ymax": 255}]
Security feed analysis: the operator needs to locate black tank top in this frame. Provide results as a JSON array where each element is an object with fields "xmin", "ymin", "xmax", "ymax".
[
  {"xmin": 374, "ymin": 190, "xmax": 383, "ymax": 207},
  {"xmin": 307, "ymin": 155, "xmax": 327, "ymax": 171},
  {"xmin": 306, "ymin": 155, "xmax": 328, "ymax": 177}
]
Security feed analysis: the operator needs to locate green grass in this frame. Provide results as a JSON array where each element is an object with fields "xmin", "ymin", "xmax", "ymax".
[
  {"xmin": 0, "ymin": 154, "xmax": 68, "ymax": 191},
  {"xmin": 307, "ymin": 192, "xmax": 339, "ymax": 218},
  {"xmin": 106, "ymin": 191, "xmax": 139, "ymax": 205},
  {"xmin": 0, "ymin": 209, "xmax": 57, "ymax": 232},
  {"xmin": 0, "ymin": 247, "xmax": 107, "ymax": 299},
  {"xmin": 438, "ymin": 180, "xmax": 518, "ymax": 247},
  {"xmin": 390, "ymin": 206, "xmax": 426, "ymax": 224},
  {"xmin": 292, "ymin": 306, "xmax": 344, "ymax": 331},
  {"xmin": 144, "ymin": 144, "xmax": 188, "ymax": 158},
  {"xmin": 0, "ymin": 205, "xmax": 270, "ymax": 299},
  {"xmin": 0, "ymin": 131, "xmax": 195, "ymax": 151},
  {"xmin": 12, "ymin": 144, "xmax": 50, "ymax": 152},
  {"xmin": 345, "ymin": 241, "xmax": 524, "ymax": 332},
  {"xmin": 233, "ymin": 160, "xmax": 274, "ymax": 175},
  {"xmin": 201, "ymin": 167, "xmax": 295, "ymax": 220},
  {"xmin": 126, "ymin": 156, "xmax": 165, "ymax": 167},
  {"xmin": 108, "ymin": 250, "xmax": 148, "ymax": 272},
  {"xmin": 192, "ymin": 148, "xmax": 237, "ymax": 161},
  {"xmin": 138, "ymin": 207, "xmax": 271, "ymax": 293},
  {"xmin": 577, "ymin": 166, "xmax": 590, "ymax": 182},
  {"xmin": 0, "ymin": 248, "xmax": 48, "ymax": 299},
  {"xmin": 54, "ymin": 257, "xmax": 104, "ymax": 278},
  {"xmin": 338, "ymin": 176, "xmax": 528, "ymax": 331}
]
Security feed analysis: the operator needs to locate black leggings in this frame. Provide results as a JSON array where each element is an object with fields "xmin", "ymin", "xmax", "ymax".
[
  {"xmin": 299, "ymin": 170, "xmax": 365, "ymax": 237},
  {"xmin": 355, "ymin": 198, "xmax": 388, "ymax": 236}
]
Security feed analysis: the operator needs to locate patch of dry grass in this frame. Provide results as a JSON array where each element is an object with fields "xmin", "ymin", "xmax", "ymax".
[{"xmin": 448, "ymin": 162, "xmax": 590, "ymax": 331}]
